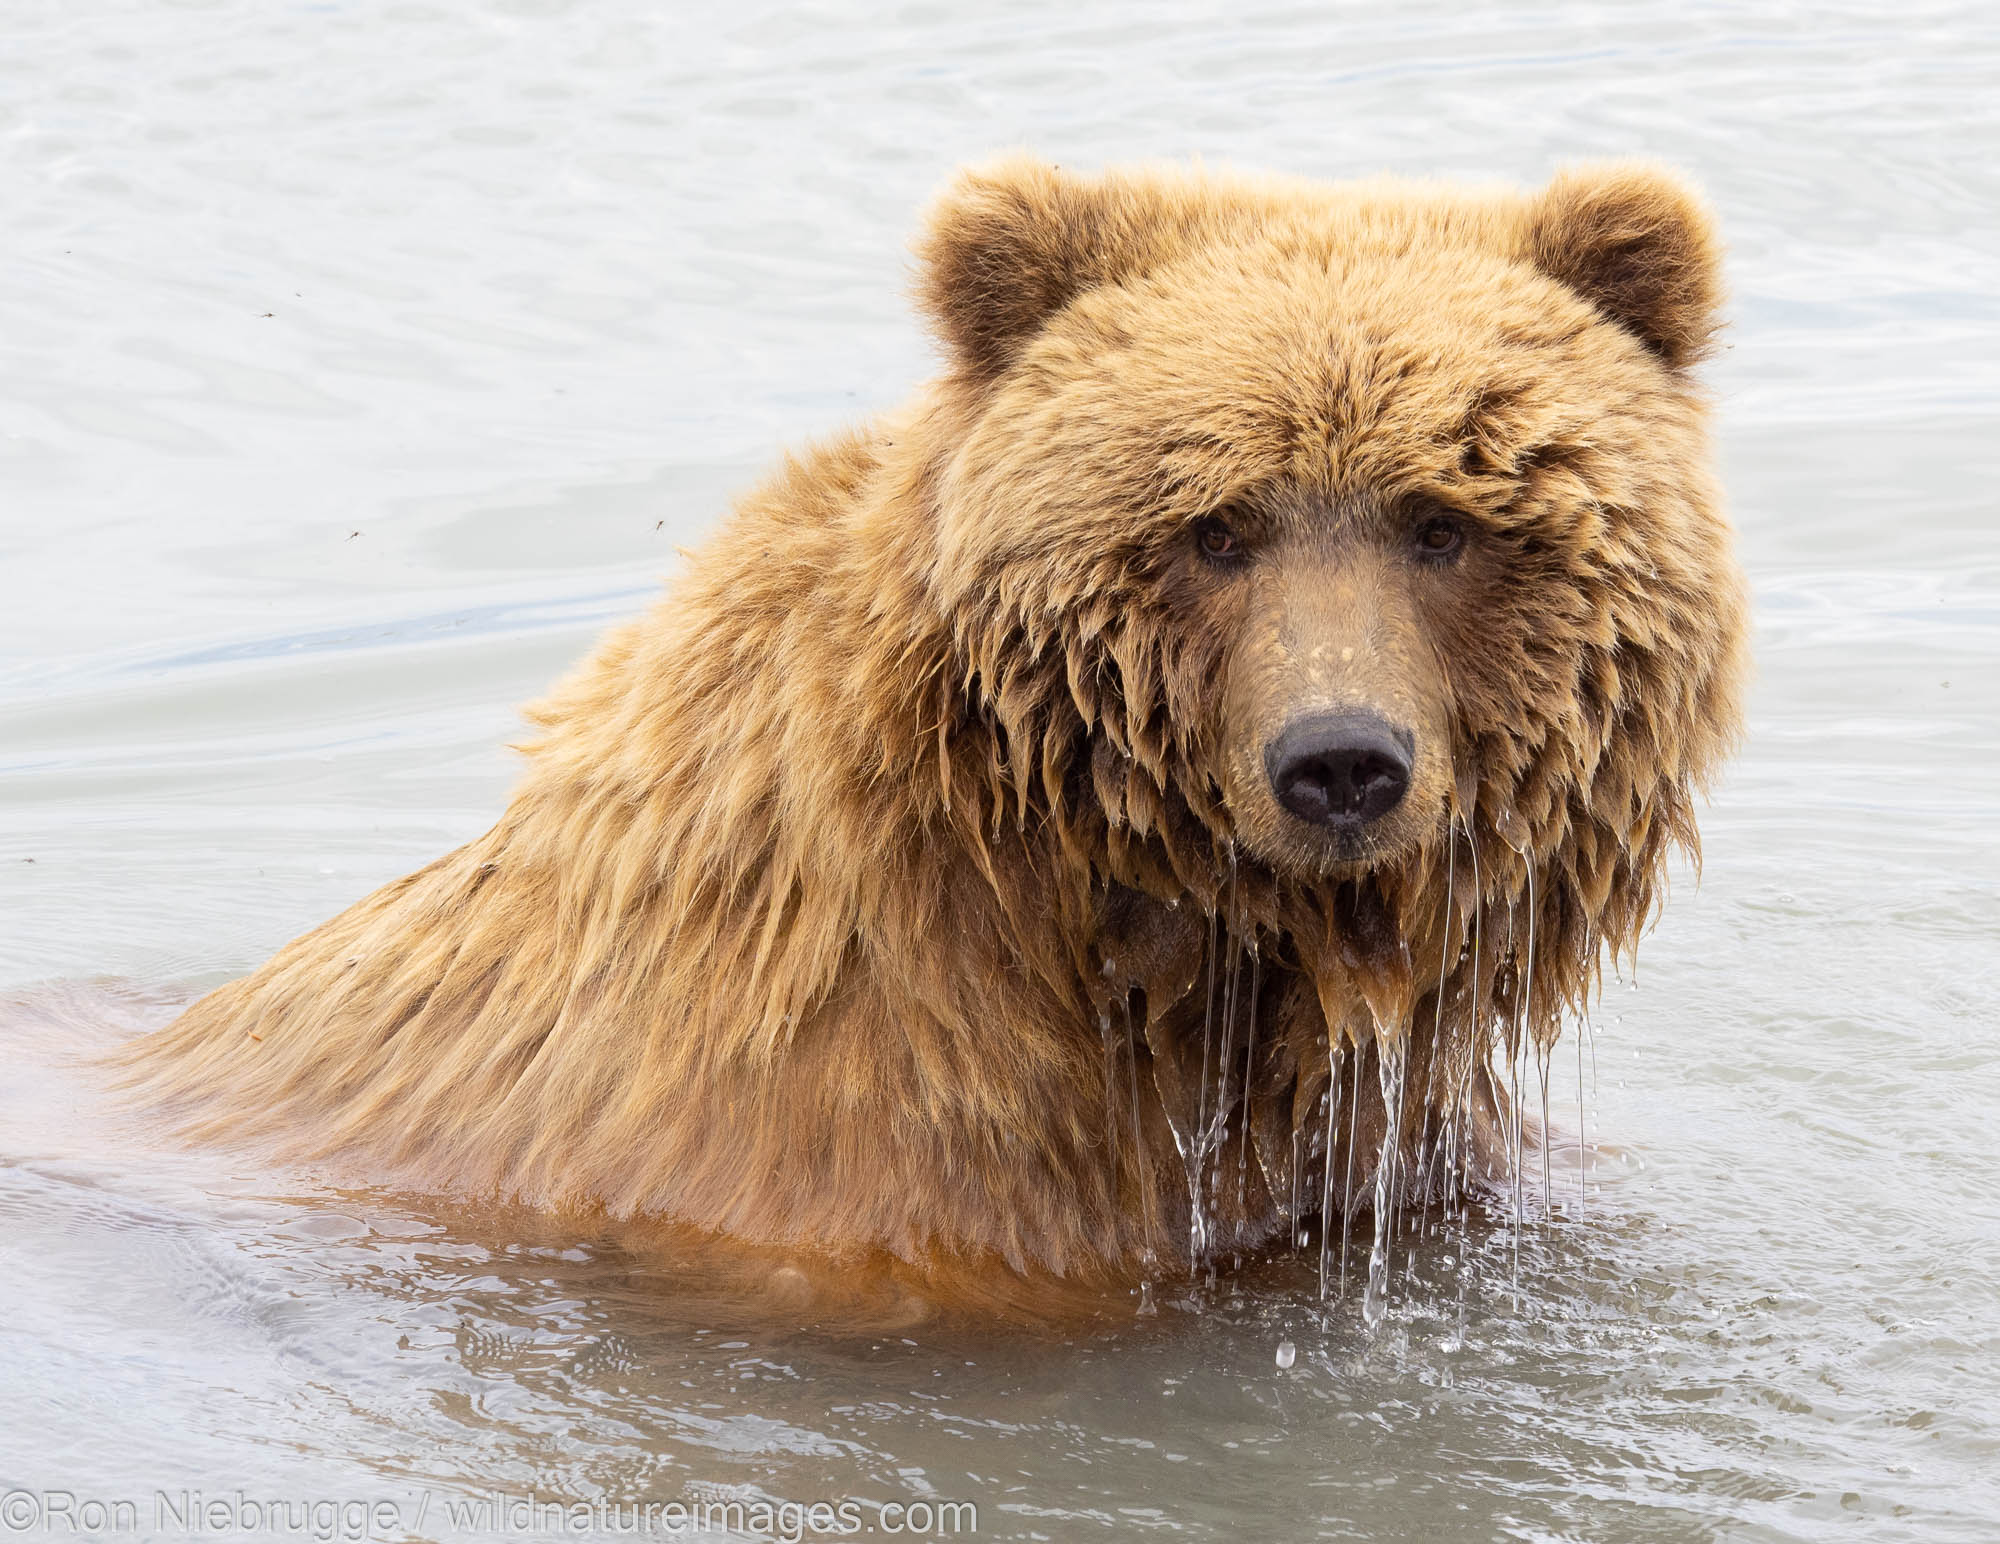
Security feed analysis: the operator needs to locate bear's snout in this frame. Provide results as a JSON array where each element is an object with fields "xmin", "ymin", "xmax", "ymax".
[{"xmin": 1263, "ymin": 711, "xmax": 1413, "ymax": 831}]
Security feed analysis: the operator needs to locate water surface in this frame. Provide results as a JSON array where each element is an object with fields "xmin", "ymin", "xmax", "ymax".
[{"xmin": 4, "ymin": 2, "xmax": 1998, "ymax": 1540}]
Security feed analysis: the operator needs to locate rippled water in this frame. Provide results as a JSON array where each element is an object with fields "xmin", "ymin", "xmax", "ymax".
[{"xmin": 4, "ymin": 3, "xmax": 1998, "ymax": 1540}]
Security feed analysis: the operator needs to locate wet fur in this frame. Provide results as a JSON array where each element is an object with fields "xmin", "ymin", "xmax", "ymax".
[{"xmin": 118, "ymin": 159, "xmax": 1747, "ymax": 1313}]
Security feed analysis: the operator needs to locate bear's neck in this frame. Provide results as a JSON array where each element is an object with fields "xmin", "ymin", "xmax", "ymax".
[{"xmin": 496, "ymin": 415, "xmax": 1045, "ymax": 1044}]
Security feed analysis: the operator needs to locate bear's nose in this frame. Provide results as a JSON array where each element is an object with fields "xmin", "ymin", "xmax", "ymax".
[{"xmin": 1264, "ymin": 712, "xmax": 1413, "ymax": 830}]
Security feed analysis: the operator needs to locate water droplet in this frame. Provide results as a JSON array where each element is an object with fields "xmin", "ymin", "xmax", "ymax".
[{"xmin": 1274, "ymin": 1339, "xmax": 1296, "ymax": 1370}]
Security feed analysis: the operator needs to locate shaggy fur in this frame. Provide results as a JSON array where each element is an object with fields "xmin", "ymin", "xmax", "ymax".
[{"xmin": 120, "ymin": 159, "xmax": 1747, "ymax": 1313}]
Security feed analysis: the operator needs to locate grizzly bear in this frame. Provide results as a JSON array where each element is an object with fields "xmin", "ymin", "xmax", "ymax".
[{"xmin": 119, "ymin": 158, "xmax": 1747, "ymax": 1318}]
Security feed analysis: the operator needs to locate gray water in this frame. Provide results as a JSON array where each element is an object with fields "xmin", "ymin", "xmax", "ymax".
[{"xmin": 4, "ymin": 3, "xmax": 1997, "ymax": 1540}]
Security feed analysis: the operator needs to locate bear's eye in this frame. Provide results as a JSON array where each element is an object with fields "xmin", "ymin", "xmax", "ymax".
[
  {"xmin": 1414, "ymin": 513, "xmax": 1464, "ymax": 561},
  {"xmin": 1193, "ymin": 514, "xmax": 1242, "ymax": 561}
]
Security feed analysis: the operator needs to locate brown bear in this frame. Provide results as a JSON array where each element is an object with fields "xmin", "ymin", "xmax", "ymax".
[{"xmin": 119, "ymin": 158, "xmax": 1747, "ymax": 1318}]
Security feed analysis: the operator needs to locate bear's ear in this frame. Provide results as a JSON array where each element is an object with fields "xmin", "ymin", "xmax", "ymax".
[
  {"xmin": 915, "ymin": 157, "xmax": 1186, "ymax": 381},
  {"xmin": 1528, "ymin": 164, "xmax": 1725, "ymax": 370}
]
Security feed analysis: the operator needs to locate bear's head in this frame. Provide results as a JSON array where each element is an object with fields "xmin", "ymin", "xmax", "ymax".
[{"xmin": 913, "ymin": 158, "xmax": 1746, "ymax": 1024}]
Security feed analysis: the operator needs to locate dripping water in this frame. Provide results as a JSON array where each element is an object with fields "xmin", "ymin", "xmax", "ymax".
[
  {"xmin": 1445, "ymin": 824, "xmax": 1485, "ymax": 1232},
  {"xmin": 1289, "ymin": 1110, "xmax": 1304, "ymax": 1250},
  {"xmin": 1576, "ymin": 1010, "xmax": 1588, "ymax": 1218},
  {"xmin": 1411, "ymin": 818, "xmax": 1458, "ymax": 1262},
  {"xmin": 1119, "ymin": 988, "xmax": 1158, "ymax": 1312},
  {"xmin": 1098, "ymin": 1001, "xmax": 1118, "ymax": 1161},
  {"xmin": 1385, "ymin": 989, "xmax": 1409, "ymax": 1259},
  {"xmin": 1518, "ymin": 865, "xmax": 1537, "ymax": 1245},
  {"xmin": 1236, "ymin": 941, "xmax": 1261, "ymax": 1227},
  {"xmin": 1537, "ymin": 1039, "xmax": 1553, "ymax": 1221},
  {"xmin": 1505, "ymin": 991, "xmax": 1524, "ymax": 1293},
  {"xmin": 1189, "ymin": 904, "xmax": 1218, "ymax": 1267},
  {"xmin": 1339, "ymin": 1039, "xmax": 1361, "ymax": 1299},
  {"xmin": 1316, "ymin": 1052, "xmax": 1342, "ymax": 1300},
  {"xmin": 1440, "ymin": 821, "xmax": 1488, "ymax": 1332},
  {"xmin": 1205, "ymin": 850, "xmax": 1244, "ymax": 1273},
  {"xmin": 1362, "ymin": 1032, "xmax": 1408, "ymax": 1329}
]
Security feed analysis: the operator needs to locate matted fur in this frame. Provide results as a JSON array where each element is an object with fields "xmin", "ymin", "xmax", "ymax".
[{"xmin": 119, "ymin": 158, "xmax": 1747, "ymax": 1311}]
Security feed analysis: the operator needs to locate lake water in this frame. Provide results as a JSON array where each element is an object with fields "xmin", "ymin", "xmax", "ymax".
[{"xmin": 3, "ymin": 2, "xmax": 1998, "ymax": 1540}]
